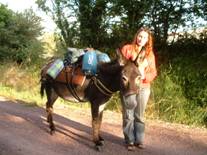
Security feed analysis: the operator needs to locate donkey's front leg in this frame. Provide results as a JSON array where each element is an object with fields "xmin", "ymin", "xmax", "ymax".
[
  {"xmin": 97, "ymin": 106, "xmax": 105, "ymax": 145},
  {"xmin": 91, "ymin": 103, "xmax": 106, "ymax": 151}
]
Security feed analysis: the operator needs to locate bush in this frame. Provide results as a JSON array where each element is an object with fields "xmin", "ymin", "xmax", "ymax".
[
  {"xmin": 153, "ymin": 30, "xmax": 207, "ymax": 127},
  {"xmin": 0, "ymin": 4, "xmax": 44, "ymax": 65}
]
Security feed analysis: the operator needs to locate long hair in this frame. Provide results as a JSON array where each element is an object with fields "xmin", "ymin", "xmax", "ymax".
[{"xmin": 131, "ymin": 27, "xmax": 154, "ymax": 56}]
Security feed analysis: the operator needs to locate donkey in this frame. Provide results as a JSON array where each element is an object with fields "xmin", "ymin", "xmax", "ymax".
[{"xmin": 40, "ymin": 51, "xmax": 141, "ymax": 151}]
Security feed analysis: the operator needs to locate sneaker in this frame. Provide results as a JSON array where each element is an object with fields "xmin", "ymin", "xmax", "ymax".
[
  {"xmin": 134, "ymin": 143, "xmax": 145, "ymax": 149},
  {"xmin": 127, "ymin": 144, "xmax": 135, "ymax": 151}
]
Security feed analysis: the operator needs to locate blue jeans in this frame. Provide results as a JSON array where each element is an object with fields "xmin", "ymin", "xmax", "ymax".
[{"xmin": 120, "ymin": 87, "xmax": 150, "ymax": 145}]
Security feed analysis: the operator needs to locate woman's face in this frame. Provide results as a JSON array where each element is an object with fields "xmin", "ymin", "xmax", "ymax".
[{"xmin": 136, "ymin": 31, "xmax": 149, "ymax": 47}]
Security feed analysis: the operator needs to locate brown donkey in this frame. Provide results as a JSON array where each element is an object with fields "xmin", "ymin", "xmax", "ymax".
[{"xmin": 40, "ymin": 51, "xmax": 141, "ymax": 151}]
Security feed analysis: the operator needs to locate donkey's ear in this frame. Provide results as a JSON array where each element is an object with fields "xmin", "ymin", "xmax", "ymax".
[{"xmin": 116, "ymin": 48, "xmax": 127, "ymax": 66}]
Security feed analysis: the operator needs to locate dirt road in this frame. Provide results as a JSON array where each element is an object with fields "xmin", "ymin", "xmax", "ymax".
[{"xmin": 0, "ymin": 96, "xmax": 207, "ymax": 155}]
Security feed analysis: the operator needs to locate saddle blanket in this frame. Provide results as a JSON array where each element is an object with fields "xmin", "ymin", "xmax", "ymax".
[{"xmin": 47, "ymin": 59, "xmax": 64, "ymax": 79}]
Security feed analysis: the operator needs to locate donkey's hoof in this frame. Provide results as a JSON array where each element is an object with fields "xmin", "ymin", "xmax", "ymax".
[
  {"xmin": 99, "ymin": 140, "xmax": 104, "ymax": 146},
  {"xmin": 99, "ymin": 137, "xmax": 105, "ymax": 146},
  {"xmin": 50, "ymin": 129, "xmax": 55, "ymax": 135},
  {"xmin": 95, "ymin": 145, "xmax": 103, "ymax": 152}
]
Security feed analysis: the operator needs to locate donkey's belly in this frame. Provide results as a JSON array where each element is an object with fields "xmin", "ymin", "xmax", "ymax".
[
  {"xmin": 62, "ymin": 90, "xmax": 86, "ymax": 102},
  {"xmin": 54, "ymin": 82, "xmax": 88, "ymax": 103},
  {"xmin": 63, "ymin": 96, "xmax": 83, "ymax": 102}
]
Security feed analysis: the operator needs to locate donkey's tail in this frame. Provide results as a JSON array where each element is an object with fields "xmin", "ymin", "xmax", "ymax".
[
  {"xmin": 40, "ymin": 78, "xmax": 46, "ymax": 98},
  {"xmin": 40, "ymin": 58, "xmax": 56, "ymax": 98}
]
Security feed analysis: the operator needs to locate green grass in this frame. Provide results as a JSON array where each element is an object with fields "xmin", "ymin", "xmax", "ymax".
[
  {"xmin": 153, "ymin": 63, "xmax": 207, "ymax": 128},
  {"xmin": 0, "ymin": 62, "xmax": 90, "ymax": 109},
  {"xmin": 0, "ymin": 62, "xmax": 41, "ymax": 105},
  {"xmin": 0, "ymin": 61, "xmax": 206, "ymax": 128}
]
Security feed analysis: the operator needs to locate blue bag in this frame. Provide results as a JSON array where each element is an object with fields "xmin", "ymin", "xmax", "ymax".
[
  {"xmin": 97, "ymin": 53, "xmax": 110, "ymax": 63},
  {"xmin": 82, "ymin": 51, "xmax": 97, "ymax": 75},
  {"xmin": 47, "ymin": 59, "xmax": 64, "ymax": 79}
]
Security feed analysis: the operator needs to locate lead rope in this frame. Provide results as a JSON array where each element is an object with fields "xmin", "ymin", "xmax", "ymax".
[{"xmin": 134, "ymin": 47, "xmax": 146, "ymax": 65}]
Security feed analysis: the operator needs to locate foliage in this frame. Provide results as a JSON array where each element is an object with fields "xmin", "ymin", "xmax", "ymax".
[
  {"xmin": 0, "ymin": 4, "xmax": 44, "ymax": 65},
  {"xmin": 36, "ymin": 0, "xmax": 79, "ymax": 47},
  {"xmin": 108, "ymin": 0, "xmax": 152, "ymax": 44},
  {"xmin": 53, "ymin": 33, "xmax": 68, "ymax": 57},
  {"xmin": 153, "ymin": 64, "xmax": 207, "ymax": 127},
  {"xmin": 35, "ymin": 0, "xmax": 206, "ymax": 51},
  {"xmin": 0, "ymin": 4, "xmax": 15, "ymax": 60},
  {"xmin": 0, "ymin": 62, "xmax": 42, "ymax": 106},
  {"xmin": 153, "ymin": 30, "xmax": 207, "ymax": 127},
  {"xmin": 0, "ymin": 62, "xmax": 91, "ymax": 108},
  {"xmin": 78, "ymin": 0, "xmax": 109, "ymax": 48}
]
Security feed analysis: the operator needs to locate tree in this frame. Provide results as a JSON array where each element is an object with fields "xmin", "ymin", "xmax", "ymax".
[
  {"xmin": 0, "ymin": 4, "xmax": 15, "ymax": 60},
  {"xmin": 0, "ymin": 4, "xmax": 44, "ymax": 64},
  {"xmin": 36, "ymin": 0, "xmax": 206, "ymax": 52},
  {"xmin": 109, "ymin": 0, "xmax": 152, "ymax": 42},
  {"xmin": 144, "ymin": 0, "xmax": 186, "ymax": 48},
  {"xmin": 145, "ymin": 0, "xmax": 207, "ymax": 49},
  {"xmin": 36, "ymin": 0, "xmax": 80, "ymax": 48},
  {"xmin": 78, "ymin": 0, "xmax": 108, "ymax": 48},
  {"xmin": 36, "ymin": 0, "xmax": 108, "ymax": 48},
  {"xmin": 193, "ymin": 0, "xmax": 207, "ymax": 20}
]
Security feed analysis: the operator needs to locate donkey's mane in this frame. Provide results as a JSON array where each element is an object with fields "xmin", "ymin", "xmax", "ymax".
[{"xmin": 98, "ymin": 59, "xmax": 122, "ymax": 75}]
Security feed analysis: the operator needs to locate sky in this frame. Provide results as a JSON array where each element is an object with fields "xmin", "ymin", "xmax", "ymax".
[{"xmin": 0, "ymin": 0, "xmax": 56, "ymax": 32}]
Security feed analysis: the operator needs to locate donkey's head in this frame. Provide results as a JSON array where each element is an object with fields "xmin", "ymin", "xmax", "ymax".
[{"xmin": 116, "ymin": 49, "xmax": 141, "ymax": 96}]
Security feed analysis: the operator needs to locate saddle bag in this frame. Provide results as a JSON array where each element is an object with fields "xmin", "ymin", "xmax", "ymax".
[
  {"xmin": 97, "ymin": 53, "xmax": 110, "ymax": 63},
  {"xmin": 46, "ymin": 59, "xmax": 64, "ymax": 79},
  {"xmin": 64, "ymin": 47, "xmax": 85, "ymax": 65},
  {"xmin": 55, "ymin": 66, "xmax": 86, "ymax": 86},
  {"xmin": 82, "ymin": 51, "xmax": 97, "ymax": 75}
]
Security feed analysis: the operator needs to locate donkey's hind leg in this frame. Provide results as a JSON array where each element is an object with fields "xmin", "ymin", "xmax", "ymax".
[{"xmin": 45, "ymin": 86, "xmax": 58, "ymax": 135}]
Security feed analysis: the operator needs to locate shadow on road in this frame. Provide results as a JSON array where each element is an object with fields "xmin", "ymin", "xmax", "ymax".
[{"xmin": 0, "ymin": 99, "xmax": 123, "ymax": 150}]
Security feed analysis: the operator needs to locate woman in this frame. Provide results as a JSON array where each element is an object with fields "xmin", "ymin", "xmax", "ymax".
[{"xmin": 120, "ymin": 27, "xmax": 157, "ymax": 151}]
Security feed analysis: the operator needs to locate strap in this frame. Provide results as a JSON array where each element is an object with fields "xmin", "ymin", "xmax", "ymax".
[
  {"xmin": 134, "ymin": 47, "xmax": 146, "ymax": 65},
  {"xmin": 70, "ymin": 67, "xmax": 86, "ymax": 102},
  {"xmin": 65, "ymin": 66, "xmax": 86, "ymax": 102},
  {"xmin": 91, "ymin": 76, "xmax": 115, "ymax": 96}
]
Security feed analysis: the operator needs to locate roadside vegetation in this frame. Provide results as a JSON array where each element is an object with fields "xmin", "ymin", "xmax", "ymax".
[{"xmin": 0, "ymin": 2, "xmax": 206, "ymax": 128}]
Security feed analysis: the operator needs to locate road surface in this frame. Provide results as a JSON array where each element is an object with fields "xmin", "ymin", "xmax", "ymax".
[{"xmin": 0, "ymin": 96, "xmax": 207, "ymax": 155}]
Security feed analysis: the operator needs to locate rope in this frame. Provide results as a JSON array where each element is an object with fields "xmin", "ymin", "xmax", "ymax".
[{"xmin": 91, "ymin": 77, "xmax": 115, "ymax": 96}]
